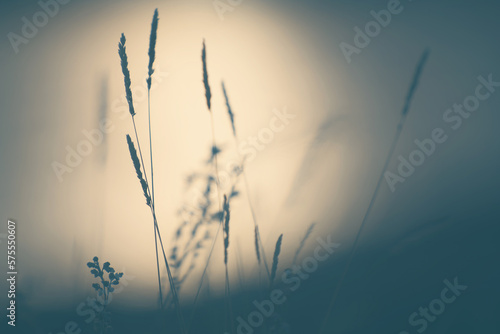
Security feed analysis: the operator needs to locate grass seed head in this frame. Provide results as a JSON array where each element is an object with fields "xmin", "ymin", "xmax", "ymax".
[
  {"xmin": 202, "ymin": 40, "xmax": 212, "ymax": 111},
  {"xmin": 126, "ymin": 134, "xmax": 151, "ymax": 206},
  {"xmin": 147, "ymin": 9, "xmax": 159, "ymax": 90}
]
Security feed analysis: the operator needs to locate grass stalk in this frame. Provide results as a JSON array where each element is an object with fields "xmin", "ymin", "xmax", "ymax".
[
  {"xmin": 292, "ymin": 222, "xmax": 315, "ymax": 265},
  {"xmin": 223, "ymin": 195, "xmax": 234, "ymax": 333},
  {"xmin": 318, "ymin": 49, "xmax": 430, "ymax": 334},
  {"xmin": 127, "ymin": 131, "xmax": 185, "ymax": 333},
  {"xmin": 119, "ymin": 29, "xmax": 186, "ymax": 333},
  {"xmin": 187, "ymin": 40, "xmax": 226, "ymax": 334},
  {"xmin": 221, "ymin": 81, "xmax": 271, "ymax": 283},
  {"xmin": 146, "ymin": 8, "xmax": 162, "ymax": 310}
]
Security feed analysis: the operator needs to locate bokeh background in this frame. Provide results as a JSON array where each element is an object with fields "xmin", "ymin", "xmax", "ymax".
[{"xmin": 0, "ymin": 0, "xmax": 499, "ymax": 333}]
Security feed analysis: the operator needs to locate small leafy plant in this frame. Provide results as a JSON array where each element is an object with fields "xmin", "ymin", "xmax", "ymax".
[
  {"xmin": 87, "ymin": 256, "xmax": 123, "ymax": 333},
  {"xmin": 87, "ymin": 256, "xmax": 124, "ymax": 299}
]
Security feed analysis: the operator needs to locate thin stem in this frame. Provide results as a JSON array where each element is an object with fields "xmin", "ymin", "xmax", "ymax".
[
  {"xmin": 210, "ymin": 114, "xmax": 222, "ymax": 205},
  {"xmin": 243, "ymin": 171, "xmax": 271, "ymax": 279},
  {"xmin": 154, "ymin": 226, "xmax": 163, "ymax": 308},
  {"xmin": 233, "ymin": 135, "xmax": 271, "ymax": 280},
  {"xmin": 187, "ymin": 112, "xmax": 224, "ymax": 334},
  {"xmin": 317, "ymin": 111, "xmax": 409, "ymax": 334},
  {"xmin": 148, "ymin": 88, "xmax": 163, "ymax": 310},
  {"xmin": 148, "ymin": 89, "xmax": 155, "ymax": 209},
  {"xmin": 235, "ymin": 238, "xmax": 245, "ymax": 290},
  {"xmin": 225, "ymin": 264, "xmax": 234, "ymax": 334},
  {"xmin": 151, "ymin": 209, "xmax": 186, "ymax": 333},
  {"xmin": 130, "ymin": 117, "xmax": 185, "ymax": 333},
  {"xmin": 318, "ymin": 49, "xmax": 428, "ymax": 333},
  {"xmin": 222, "ymin": 82, "xmax": 270, "ymax": 281},
  {"xmin": 187, "ymin": 222, "xmax": 222, "ymax": 333}
]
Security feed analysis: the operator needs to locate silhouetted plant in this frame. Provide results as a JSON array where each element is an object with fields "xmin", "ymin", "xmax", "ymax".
[
  {"xmin": 167, "ymin": 146, "xmax": 241, "ymax": 308},
  {"xmin": 221, "ymin": 81, "xmax": 271, "ymax": 284},
  {"xmin": 87, "ymin": 256, "xmax": 124, "ymax": 334},
  {"xmin": 113, "ymin": 9, "xmax": 304, "ymax": 334},
  {"xmin": 146, "ymin": 8, "xmax": 162, "ymax": 309},
  {"xmin": 118, "ymin": 10, "xmax": 185, "ymax": 332},
  {"xmin": 318, "ymin": 49, "xmax": 430, "ymax": 333}
]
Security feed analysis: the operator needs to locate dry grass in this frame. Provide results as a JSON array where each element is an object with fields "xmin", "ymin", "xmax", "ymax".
[
  {"xmin": 221, "ymin": 81, "xmax": 271, "ymax": 286},
  {"xmin": 118, "ymin": 10, "xmax": 186, "ymax": 332},
  {"xmin": 104, "ymin": 9, "xmax": 433, "ymax": 334},
  {"xmin": 116, "ymin": 9, "xmax": 303, "ymax": 334},
  {"xmin": 318, "ymin": 49, "xmax": 430, "ymax": 334}
]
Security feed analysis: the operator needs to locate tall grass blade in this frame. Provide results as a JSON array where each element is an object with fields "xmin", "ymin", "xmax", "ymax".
[
  {"xmin": 318, "ymin": 49, "xmax": 430, "ymax": 334},
  {"xmin": 188, "ymin": 40, "xmax": 224, "ymax": 333},
  {"xmin": 119, "ymin": 30, "xmax": 185, "ymax": 332},
  {"xmin": 146, "ymin": 8, "xmax": 161, "ymax": 310},
  {"xmin": 292, "ymin": 222, "xmax": 315, "ymax": 265},
  {"xmin": 221, "ymin": 81, "xmax": 271, "ymax": 280}
]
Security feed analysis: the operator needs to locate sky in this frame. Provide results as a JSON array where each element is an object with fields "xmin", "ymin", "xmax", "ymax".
[{"xmin": 0, "ymin": 0, "xmax": 499, "ymax": 327}]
